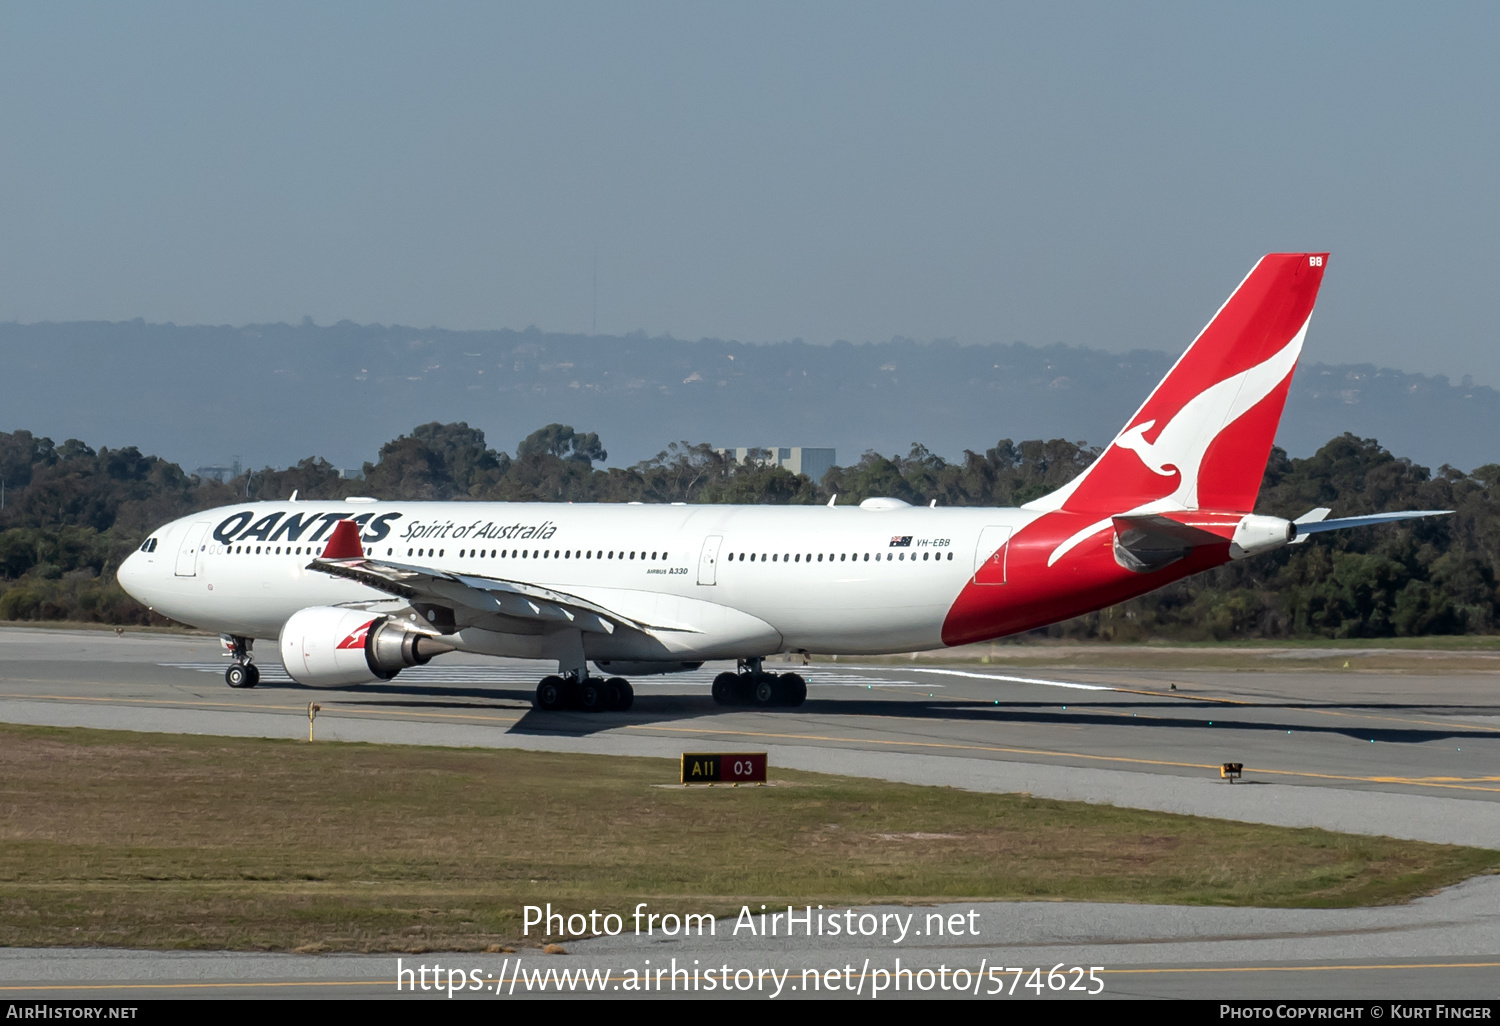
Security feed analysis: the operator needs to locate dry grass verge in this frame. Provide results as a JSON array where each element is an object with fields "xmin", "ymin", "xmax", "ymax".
[{"xmin": 1, "ymin": 724, "xmax": 1494, "ymax": 951}]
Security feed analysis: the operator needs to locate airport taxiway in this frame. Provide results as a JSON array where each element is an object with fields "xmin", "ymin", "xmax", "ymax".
[{"xmin": 0, "ymin": 627, "xmax": 1494, "ymax": 847}]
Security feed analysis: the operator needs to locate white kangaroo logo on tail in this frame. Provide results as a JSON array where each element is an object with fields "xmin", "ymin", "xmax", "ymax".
[
  {"xmin": 1113, "ymin": 420, "xmax": 1173, "ymax": 476},
  {"xmin": 1042, "ymin": 316, "xmax": 1311, "ymax": 567},
  {"xmin": 1111, "ymin": 317, "xmax": 1310, "ymax": 509}
]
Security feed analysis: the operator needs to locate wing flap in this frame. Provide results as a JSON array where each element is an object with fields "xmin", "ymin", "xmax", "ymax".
[{"xmin": 308, "ymin": 556, "xmax": 665, "ymax": 635}]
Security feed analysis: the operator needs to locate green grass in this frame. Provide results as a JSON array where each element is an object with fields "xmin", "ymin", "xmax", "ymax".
[{"xmin": 0, "ymin": 724, "xmax": 1494, "ymax": 951}]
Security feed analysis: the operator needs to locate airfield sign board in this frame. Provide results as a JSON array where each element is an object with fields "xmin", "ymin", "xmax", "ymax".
[{"xmin": 680, "ymin": 752, "xmax": 767, "ymax": 784}]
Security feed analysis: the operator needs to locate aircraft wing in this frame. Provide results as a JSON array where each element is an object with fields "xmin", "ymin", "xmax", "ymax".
[{"xmin": 307, "ymin": 554, "xmax": 677, "ymax": 636}]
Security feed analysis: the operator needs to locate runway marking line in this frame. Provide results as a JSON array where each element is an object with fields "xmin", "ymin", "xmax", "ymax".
[
  {"xmin": 3, "ymin": 694, "xmax": 1496, "ymax": 795},
  {"xmin": 3, "ymin": 962, "xmax": 1498, "ymax": 992},
  {"xmin": 0, "ymin": 693, "xmax": 525, "ymax": 726},
  {"xmin": 1293, "ymin": 705, "xmax": 1500, "ymax": 736},
  {"xmin": 899, "ymin": 669, "xmax": 1112, "ymax": 692},
  {"xmin": 852, "ymin": 665, "xmax": 1500, "ymax": 733},
  {"xmin": 621, "ymin": 724, "xmax": 1500, "ymax": 794},
  {"xmin": 1106, "ymin": 961, "xmax": 1500, "ymax": 975}
]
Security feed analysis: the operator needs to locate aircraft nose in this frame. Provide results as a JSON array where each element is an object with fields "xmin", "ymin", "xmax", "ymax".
[{"xmin": 117, "ymin": 550, "xmax": 147, "ymax": 601}]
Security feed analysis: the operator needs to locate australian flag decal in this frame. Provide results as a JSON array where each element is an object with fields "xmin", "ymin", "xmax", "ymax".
[{"xmin": 889, "ymin": 535, "xmax": 912, "ymax": 548}]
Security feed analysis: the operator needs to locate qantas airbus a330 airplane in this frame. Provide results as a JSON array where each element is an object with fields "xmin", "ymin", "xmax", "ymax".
[{"xmin": 118, "ymin": 253, "xmax": 1446, "ymax": 712}]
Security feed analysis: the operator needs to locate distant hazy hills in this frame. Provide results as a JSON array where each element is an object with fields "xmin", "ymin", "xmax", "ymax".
[{"xmin": 4, "ymin": 320, "xmax": 1497, "ymax": 476}]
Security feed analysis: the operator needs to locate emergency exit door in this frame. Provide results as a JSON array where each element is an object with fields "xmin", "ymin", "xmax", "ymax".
[
  {"xmin": 175, "ymin": 522, "xmax": 210, "ymax": 577},
  {"xmin": 697, "ymin": 535, "xmax": 722, "ymax": 585},
  {"xmin": 971, "ymin": 526, "xmax": 1012, "ymax": 585}
]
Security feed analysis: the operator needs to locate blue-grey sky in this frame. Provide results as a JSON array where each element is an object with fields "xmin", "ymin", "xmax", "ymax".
[{"xmin": 2, "ymin": 2, "xmax": 1497, "ymax": 382}]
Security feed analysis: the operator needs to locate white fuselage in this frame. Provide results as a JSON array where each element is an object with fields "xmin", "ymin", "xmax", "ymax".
[{"xmin": 118, "ymin": 499, "xmax": 1041, "ymax": 661}]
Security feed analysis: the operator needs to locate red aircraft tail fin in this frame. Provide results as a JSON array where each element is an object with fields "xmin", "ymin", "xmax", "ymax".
[{"xmin": 1030, "ymin": 253, "xmax": 1328, "ymax": 515}]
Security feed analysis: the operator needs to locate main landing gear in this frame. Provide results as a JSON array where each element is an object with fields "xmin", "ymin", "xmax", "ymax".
[
  {"xmin": 222, "ymin": 634, "xmax": 260, "ymax": 689},
  {"xmin": 712, "ymin": 659, "xmax": 806, "ymax": 708},
  {"xmin": 534, "ymin": 673, "xmax": 634, "ymax": 713}
]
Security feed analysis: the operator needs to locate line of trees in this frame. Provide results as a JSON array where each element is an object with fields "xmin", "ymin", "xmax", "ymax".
[{"xmin": 0, "ymin": 423, "xmax": 1494, "ymax": 640}]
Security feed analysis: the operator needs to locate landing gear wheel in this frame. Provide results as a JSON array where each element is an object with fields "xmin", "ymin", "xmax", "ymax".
[
  {"xmin": 751, "ymin": 673, "xmax": 778, "ymax": 707},
  {"xmin": 712, "ymin": 672, "xmax": 738, "ymax": 706},
  {"xmin": 535, "ymin": 675, "xmax": 568, "ymax": 711},
  {"xmin": 607, "ymin": 677, "xmax": 634, "ymax": 712},
  {"xmin": 225, "ymin": 663, "xmax": 258, "ymax": 689},
  {"xmin": 735, "ymin": 674, "xmax": 758, "ymax": 704},
  {"xmin": 576, "ymin": 679, "xmax": 604, "ymax": 712},
  {"xmin": 778, "ymin": 672, "xmax": 807, "ymax": 707}
]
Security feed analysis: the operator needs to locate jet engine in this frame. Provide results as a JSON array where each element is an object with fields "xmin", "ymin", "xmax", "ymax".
[{"xmin": 279, "ymin": 606, "xmax": 455, "ymax": 687}]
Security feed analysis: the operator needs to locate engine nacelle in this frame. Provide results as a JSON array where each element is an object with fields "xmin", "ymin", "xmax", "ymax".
[
  {"xmin": 279, "ymin": 606, "xmax": 455, "ymax": 687},
  {"xmin": 1229, "ymin": 515, "xmax": 1295, "ymax": 560}
]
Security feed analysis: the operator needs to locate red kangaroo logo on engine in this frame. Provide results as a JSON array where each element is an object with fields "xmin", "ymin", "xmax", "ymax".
[{"xmin": 336, "ymin": 619, "xmax": 377, "ymax": 650}]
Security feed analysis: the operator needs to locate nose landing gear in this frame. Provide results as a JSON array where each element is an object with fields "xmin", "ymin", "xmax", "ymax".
[{"xmin": 222, "ymin": 634, "xmax": 260, "ymax": 689}]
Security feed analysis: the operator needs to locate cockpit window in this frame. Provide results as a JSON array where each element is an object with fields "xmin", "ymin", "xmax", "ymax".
[{"xmin": 140, "ymin": 538, "xmax": 158, "ymax": 552}]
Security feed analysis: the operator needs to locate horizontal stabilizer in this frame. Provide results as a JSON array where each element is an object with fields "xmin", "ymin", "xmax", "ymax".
[{"xmin": 1290, "ymin": 509, "xmax": 1451, "ymax": 542}]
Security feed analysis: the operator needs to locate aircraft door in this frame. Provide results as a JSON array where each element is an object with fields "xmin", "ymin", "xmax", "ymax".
[
  {"xmin": 174, "ymin": 521, "xmax": 211, "ymax": 577},
  {"xmin": 697, "ymin": 535, "xmax": 723, "ymax": 585},
  {"xmin": 972, "ymin": 525, "xmax": 1012, "ymax": 585}
]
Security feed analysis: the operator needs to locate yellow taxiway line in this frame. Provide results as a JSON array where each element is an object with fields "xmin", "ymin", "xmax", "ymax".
[
  {"xmin": 620, "ymin": 722, "xmax": 1500, "ymax": 794},
  {"xmin": 2, "ymin": 691, "xmax": 1495, "ymax": 794}
]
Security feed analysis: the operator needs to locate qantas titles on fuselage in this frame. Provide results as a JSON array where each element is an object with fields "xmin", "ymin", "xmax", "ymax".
[
  {"xmin": 205, "ymin": 506, "xmax": 563, "ymax": 548},
  {"xmin": 116, "ymin": 253, "xmax": 1449, "ymax": 694}
]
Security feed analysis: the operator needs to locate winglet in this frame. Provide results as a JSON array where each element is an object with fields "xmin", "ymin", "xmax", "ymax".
[{"xmin": 322, "ymin": 520, "xmax": 364, "ymax": 559}]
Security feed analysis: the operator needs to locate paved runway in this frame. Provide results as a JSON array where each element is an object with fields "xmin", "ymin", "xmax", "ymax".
[{"xmin": 1, "ymin": 625, "xmax": 1497, "ymax": 999}]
